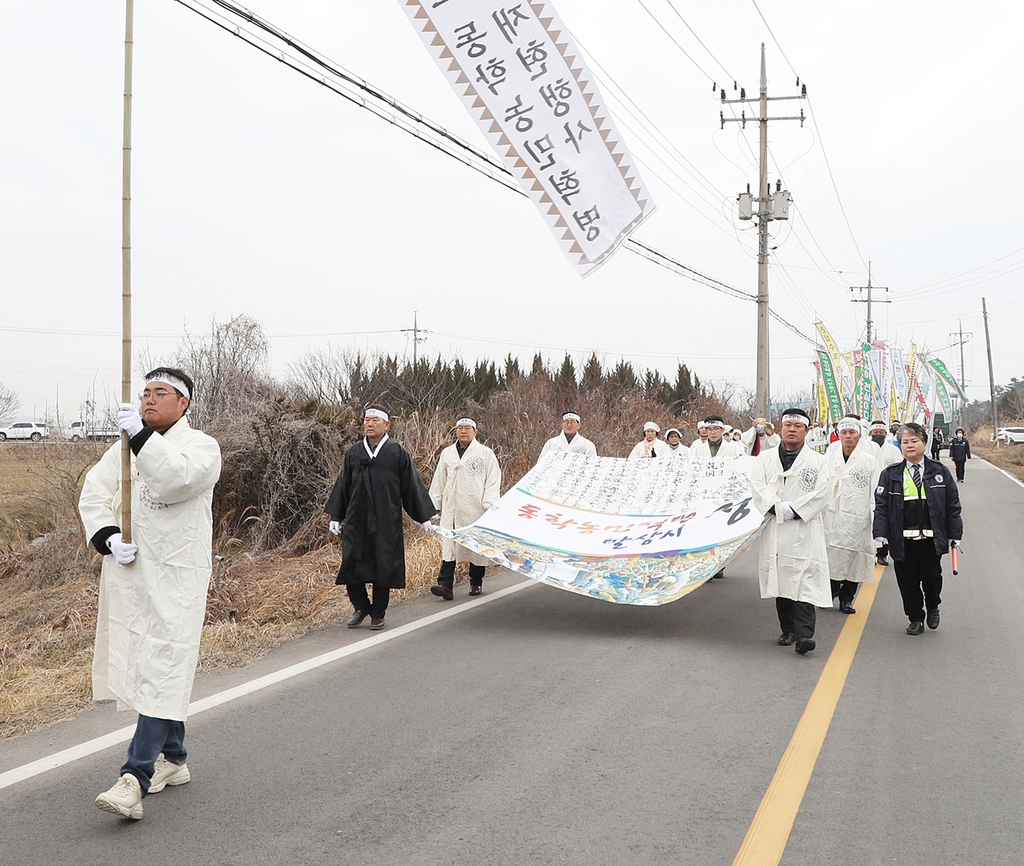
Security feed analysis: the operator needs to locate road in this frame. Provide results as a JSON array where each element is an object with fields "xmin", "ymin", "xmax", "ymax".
[{"xmin": 2, "ymin": 456, "xmax": 1023, "ymax": 865}]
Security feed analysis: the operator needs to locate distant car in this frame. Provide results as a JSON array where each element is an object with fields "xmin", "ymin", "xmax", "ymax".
[
  {"xmin": 63, "ymin": 420, "xmax": 120, "ymax": 442},
  {"xmin": 0, "ymin": 421, "xmax": 50, "ymax": 442},
  {"xmin": 996, "ymin": 427, "xmax": 1024, "ymax": 445}
]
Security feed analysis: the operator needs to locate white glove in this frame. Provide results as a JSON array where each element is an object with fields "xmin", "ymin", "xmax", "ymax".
[
  {"xmin": 778, "ymin": 502, "xmax": 797, "ymax": 522},
  {"xmin": 951, "ymin": 539, "xmax": 961, "ymax": 549},
  {"xmin": 421, "ymin": 521, "xmax": 434, "ymax": 530},
  {"xmin": 482, "ymin": 501, "xmax": 495, "ymax": 511},
  {"xmin": 107, "ymin": 532, "xmax": 138, "ymax": 566},
  {"xmin": 328, "ymin": 520, "xmax": 341, "ymax": 536},
  {"xmin": 117, "ymin": 403, "xmax": 144, "ymax": 438},
  {"xmin": 874, "ymin": 537, "xmax": 888, "ymax": 546}
]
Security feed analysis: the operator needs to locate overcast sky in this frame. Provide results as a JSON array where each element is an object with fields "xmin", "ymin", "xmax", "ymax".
[{"xmin": 3, "ymin": 1, "xmax": 1022, "ymax": 423}]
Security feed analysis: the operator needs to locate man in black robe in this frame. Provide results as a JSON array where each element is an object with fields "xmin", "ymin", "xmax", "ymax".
[{"xmin": 325, "ymin": 405, "xmax": 437, "ymax": 630}]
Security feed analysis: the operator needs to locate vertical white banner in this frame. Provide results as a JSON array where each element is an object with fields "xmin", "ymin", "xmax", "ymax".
[{"xmin": 401, "ymin": 0, "xmax": 656, "ymax": 276}]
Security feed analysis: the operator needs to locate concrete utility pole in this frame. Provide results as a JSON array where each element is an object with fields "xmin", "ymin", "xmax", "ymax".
[
  {"xmin": 982, "ymin": 297, "xmax": 998, "ymax": 444},
  {"xmin": 721, "ymin": 45, "xmax": 806, "ymax": 419},
  {"xmin": 850, "ymin": 261, "xmax": 889, "ymax": 345},
  {"xmin": 948, "ymin": 319, "xmax": 971, "ymax": 428},
  {"xmin": 402, "ymin": 310, "xmax": 429, "ymax": 369}
]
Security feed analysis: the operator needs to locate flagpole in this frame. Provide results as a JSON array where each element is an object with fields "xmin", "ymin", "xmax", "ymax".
[{"xmin": 121, "ymin": 0, "xmax": 134, "ymax": 544}]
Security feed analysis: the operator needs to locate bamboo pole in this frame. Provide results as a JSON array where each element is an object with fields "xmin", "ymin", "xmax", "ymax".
[{"xmin": 121, "ymin": 0, "xmax": 134, "ymax": 543}]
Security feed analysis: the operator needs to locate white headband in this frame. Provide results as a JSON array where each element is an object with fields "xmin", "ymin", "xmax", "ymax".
[
  {"xmin": 666, "ymin": 428, "xmax": 681, "ymax": 437},
  {"xmin": 781, "ymin": 413, "xmax": 810, "ymax": 425},
  {"xmin": 837, "ymin": 418, "xmax": 861, "ymax": 432},
  {"xmin": 697, "ymin": 421, "xmax": 707, "ymax": 430},
  {"xmin": 365, "ymin": 408, "xmax": 389, "ymax": 422},
  {"xmin": 562, "ymin": 413, "xmax": 581, "ymax": 422},
  {"xmin": 705, "ymin": 421, "xmax": 724, "ymax": 429},
  {"xmin": 456, "ymin": 418, "xmax": 477, "ymax": 429},
  {"xmin": 869, "ymin": 422, "xmax": 888, "ymax": 432},
  {"xmin": 145, "ymin": 373, "xmax": 190, "ymax": 400},
  {"xmin": 643, "ymin": 422, "xmax": 660, "ymax": 433}
]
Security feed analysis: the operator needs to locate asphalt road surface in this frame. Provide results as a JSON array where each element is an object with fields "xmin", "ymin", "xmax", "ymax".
[{"xmin": 3, "ymin": 456, "xmax": 1023, "ymax": 866}]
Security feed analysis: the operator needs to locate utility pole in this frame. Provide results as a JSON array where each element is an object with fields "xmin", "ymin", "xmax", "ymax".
[
  {"xmin": 850, "ymin": 261, "xmax": 889, "ymax": 345},
  {"xmin": 402, "ymin": 310, "xmax": 429, "ymax": 369},
  {"xmin": 982, "ymin": 297, "xmax": 998, "ymax": 445},
  {"xmin": 947, "ymin": 319, "xmax": 971, "ymax": 428},
  {"xmin": 721, "ymin": 45, "xmax": 806, "ymax": 419}
]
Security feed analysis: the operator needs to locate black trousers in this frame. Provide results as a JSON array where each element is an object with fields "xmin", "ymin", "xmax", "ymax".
[
  {"xmin": 437, "ymin": 559, "xmax": 485, "ymax": 588},
  {"xmin": 776, "ymin": 597, "xmax": 816, "ymax": 640},
  {"xmin": 893, "ymin": 539, "xmax": 943, "ymax": 622},
  {"xmin": 953, "ymin": 459, "xmax": 966, "ymax": 481},
  {"xmin": 931, "ymin": 444, "xmax": 941, "ymax": 460},
  {"xmin": 830, "ymin": 579, "xmax": 859, "ymax": 605},
  {"xmin": 347, "ymin": 582, "xmax": 391, "ymax": 619}
]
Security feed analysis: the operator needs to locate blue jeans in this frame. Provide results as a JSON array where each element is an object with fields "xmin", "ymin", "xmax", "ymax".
[{"xmin": 121, "ymin": 714, "xmax": 186, "ymax": 795}]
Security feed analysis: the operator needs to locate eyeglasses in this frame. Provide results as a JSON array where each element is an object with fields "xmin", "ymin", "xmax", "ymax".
[{"xmin": 138, "ymin": 388, "xmax": 178, "ymax": 401}]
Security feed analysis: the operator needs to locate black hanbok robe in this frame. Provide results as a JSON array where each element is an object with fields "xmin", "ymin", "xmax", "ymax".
[{"xmin": 325, "ymin": 437, "xmax": 436, "ymax": 588}]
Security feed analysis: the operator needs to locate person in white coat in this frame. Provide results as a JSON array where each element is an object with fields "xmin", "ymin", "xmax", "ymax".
[
  {"xmin": 689, "ymin": 416, "xmax": 743, "ymax": 458},
  {"xmin": 824, "ymin": 415, "xmax": 878, "ymax": 614},
  {"xmin": 749, "ymin": 407, "xmax": 831, "ymax": 654},
  {"xmin": 867, "ymin": 420, "xmax": 903, "ymax": 565},
  {"xmin": 665, "ymin": 427, "xmax": 689, "ymax": 457},
  {"xmin": 628, "ymin": 421, "xmax": 673, "ymax": 458},
  {"xmin": 429, "ymin": 418, "xmax": 502, "ymax": 599},
  {"xmin": 741, "ymin": 417, "xmax": 781, "ymax": 456},
  {"xmin": 539, "ymin": 412, "xmax": 597, "ymax": 458},
  {"xmin": 80, "ymin": 368, "xmax": 221, "ymax": 820}
]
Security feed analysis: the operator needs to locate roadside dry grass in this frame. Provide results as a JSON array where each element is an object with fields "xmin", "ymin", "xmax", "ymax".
[{"xmin": 969, "ymin": 425, "xmax": 1024, "ymax": 484}]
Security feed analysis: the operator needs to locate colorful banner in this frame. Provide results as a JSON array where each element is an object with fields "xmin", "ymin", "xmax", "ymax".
[
  {"xmin": 817, "ymin": 350, "xmax": 843, "ymax": 422},
  {"xmin": 401, "ymin": 0, "xmax": 656, "ymax": 276},
  {"xmin": 890, "ymin": 346, "xmax": 907, "ymax": 419},
  {"xmin": 905, "ymin": 343, "xmax": 919, "ymax": 422},
  {"xmin": 934, "ymin": 374, "xmax": 952, "ymax": 421},
  {"xmin": 814, "ymin": 360, "xmax": 828, "ymax": 424},
  {"xmin": 841, "ymin": 353, "xmax": 856, "ymax": 414},
  {"xmin": 929, "ymin": 358, "xmax": 965, "ymax": 400},
  {"xmin": 869, "ymin": 346, "xmax": 889, "ymax": 420},
  {"xmin": 432, "ymin": 452, "xmax": 764, "ymax": 605},
  {"xmin": 859, "ymin": 343, "xmax": 874, "ymax": 419}
]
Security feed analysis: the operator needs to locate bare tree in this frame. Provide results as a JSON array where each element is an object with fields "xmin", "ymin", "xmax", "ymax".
[{"xmin": 0, "ymin": 382, "xmax": 21, "ymax": 420}]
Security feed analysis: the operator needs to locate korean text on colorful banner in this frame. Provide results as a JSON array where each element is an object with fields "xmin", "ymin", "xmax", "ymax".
[{"xmin": 401, "ymin": 0, "xmax": 656, "ymax": 276}]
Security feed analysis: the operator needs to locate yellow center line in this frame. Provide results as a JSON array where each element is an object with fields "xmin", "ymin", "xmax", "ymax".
[{"xmin": 732, "ymin": 564, "xmax": 885, "ymax": 866}]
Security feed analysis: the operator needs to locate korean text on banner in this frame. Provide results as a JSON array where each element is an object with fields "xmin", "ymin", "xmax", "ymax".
[
  {"xmin": 401, "ymin": 1, "xmax": 656, "ymax": 277},
  {"xmin": 430, "ymin": 452, "xmax": 765, "ymax": 605}
]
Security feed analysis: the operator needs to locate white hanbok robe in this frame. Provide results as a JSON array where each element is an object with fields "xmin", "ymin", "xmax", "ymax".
[
  {"xmin": 79, "ymin": 417, "xmax": 221, "ymax": 721},
  {"xmin": 429, "ymin": 438, "xmax": 502, "ymax": 565},
  {"xmin": 540, "ymin": 432, "xmax": 597, "ymax": 458},
  {"xmin": 666, "ymin": 443, "xmax": 690, "ymax": 458},
  {"xmin": 741, "ymin": 426, "xmax": 781, "ymax": 456},
  {"xmin": 750, "ymin": 445, "xmax": 832, "ymax": 606},
  {"xmin": 689, "ymin": 438, "xmax": 744, "ymax": 459},
  {"xmin": 627, "ymin": 438, "xmax": 673, "ymax": 459},
  {"xmin": 823, "ymin": 445, "xmax": 878, "ymax": 584}
]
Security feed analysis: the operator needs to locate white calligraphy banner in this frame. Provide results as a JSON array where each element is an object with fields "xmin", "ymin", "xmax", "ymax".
[
  {"xmin": 401, "ymin": 0, "xmax": 656, "ymax": 276},
  {"xmin": 429, "ymin": 452, "xmax": 764, "ymax": 605}
]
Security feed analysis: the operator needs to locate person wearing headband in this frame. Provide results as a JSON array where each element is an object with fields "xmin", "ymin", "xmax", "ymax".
[
  {"xmin": 947, "ymin": 427, "xmax": 971, "ymax": 483},
  {"xmin": 873, "ymin": 422, "xmax": 962, "ymax": 636},
  {"xmin": 692, "ymin": 420, "xmax": 710, "ymax": 447},
  {"xmin": 325, "ymin": 404, "xmax": 437, "ymax": 630},
  {"xmin": 742, "ymin": 416, "xmax": 781, "ymax": 457},
  {"xmin": 81, "ymin": 366, "xmax": 222, "ymax": 820},
  {"xmin": 749, "ymin": 407, "xmax": 831, "ymax": 654},
  {"xmin": 628, "ymin": 421, "xmax": 672, "ymax": 459},
  {"xmin": 823, "ymin": 415, "xmax": 878, "ymax": 614},
  {"xmin": 665, "ymin": 427, "xmax": 689, "ymax": 457},
  {"xmin": 539, "ymin": 411, "xmax": 597, "ymax": 459},
  {"xmin": 429, "ymin": 418, "xmax": 502, "ymax": 599},
  {"xmin": 689, "ymin": 415, "xmax": 742, "ymax": 459},
  {"xmin": 867, "ymin": 420, "xmax": 903, "ymax": 564}
]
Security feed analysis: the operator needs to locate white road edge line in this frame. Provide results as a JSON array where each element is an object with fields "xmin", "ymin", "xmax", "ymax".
[
  {"xmin": 978, "ymin": 458, "xmax": 1024, "ymax": 490},
  {"xmin": 0, "ymin": 579, "xmax": 536, "ymax": 792}
]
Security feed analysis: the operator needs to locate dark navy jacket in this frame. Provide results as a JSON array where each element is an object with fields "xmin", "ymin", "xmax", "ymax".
[
  {"xmin": 873, "ymin": 457, "xmax": 963, "ymax": 561},
  {"xmin": 947, "ymin": 436, "xmax": 971, "ymax": 463}
]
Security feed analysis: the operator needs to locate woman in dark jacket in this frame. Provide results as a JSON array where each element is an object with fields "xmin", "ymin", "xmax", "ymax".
[{"xmin": 947, "ymin": 428, "xmax": 971, "ymax": 482}]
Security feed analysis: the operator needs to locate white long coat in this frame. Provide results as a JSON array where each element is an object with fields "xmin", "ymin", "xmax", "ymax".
[
  {"xmin": 627, "ymin": 438, "xmax": 673, "ymax": 459},
  {"xmin": 666, "ymin": 443, "xmax": 690, "ymax": 458},
  {"xmin": 823, "ymin": 445, "xmax": 878, "ymax": 584},
  {"xmin": 429, "ymin": 438, "xmax": 502, "ymax": 565},
  {"xmin": 540, "ymin": 432, "xmax": 597, "ymax": 457},
  {"xmin": 79, "ymin": 418, "xmax": 221, "ymax": 721},
  {"xmin": 741, "ymin": 426, "xmax": 781, "ymax": 455},
  {"xmin": 689, "ymin": 438, "xmax": 744, "ymax": 459},
  {"xmin": 749, "ymin": 445, "xmax": 832, "ymax": 606}
]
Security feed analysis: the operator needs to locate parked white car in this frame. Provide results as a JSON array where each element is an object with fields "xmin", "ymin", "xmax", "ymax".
[
  {"xmin": 996, "ymin": 427, "xmax": 1024, "ymax": 445},
  {"xmin": 63, "ymin": 420, "xmax": 120, "ymax": 442},
  {"xmin": 0, "ymin": 421, "xmax": 50, "ymax": 441}
]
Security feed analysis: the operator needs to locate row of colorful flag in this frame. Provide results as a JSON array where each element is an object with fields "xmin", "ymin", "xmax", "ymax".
[{"xmin": 812, "ymin": 323, "xmax": 965, "ymax": 427}]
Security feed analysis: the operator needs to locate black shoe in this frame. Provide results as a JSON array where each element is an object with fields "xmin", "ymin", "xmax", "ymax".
[
  {"xmin": 468, "ymin": 585, "xmax": 482, "ymax": 596},
  {"xmin": 430, "ymin": 584, "xmax": 454, "ymax": 601},
  {"xmin": 369, "ymin": 618, "xmax": 385, "ymax": 630},
  {"xmin": 839, "ymin": 602, "xmax": 856, "ymax": 614},
  {"xmin": 712, "ymin": 570, "xmax": 725, "ymax": 579},
  {"xmin": 795, "ymin": 638, "xmax": 816, "ymax": 654},
  {"xmin": 926, "ymin": 609, "xmax": 940, "ymax": 630},
  {"xmin": 876, "ymin": 556, "xmax": 889, "ymax": 566},
  {"xmin": 906, "ymin": 621, "xmax": 925, "ymax": 636},
  {"xmin": 777, "ymin": 632, "xmax": 795, "ymax": 646},
  {"xmin": 347, "ymin": 609, "xmax": 369, "ymax": 628}
]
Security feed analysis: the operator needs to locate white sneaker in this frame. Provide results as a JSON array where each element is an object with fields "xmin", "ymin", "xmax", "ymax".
[
  {"xmin": 149, "ymin": 753, "xmax": 191, "ymax": 793},
  {"xmin": 95, "ymin": 773, "xmax": 143, "ymax": 819}
]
